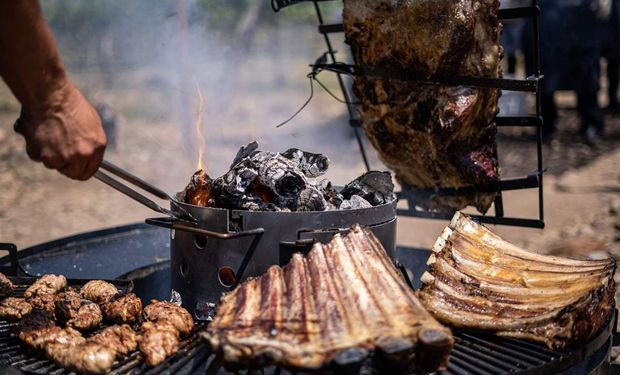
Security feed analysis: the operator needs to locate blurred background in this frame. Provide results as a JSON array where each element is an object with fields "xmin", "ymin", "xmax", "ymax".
[{"xmin": 0, "ymin": 0, "xmax": 618, "ymax": 260}]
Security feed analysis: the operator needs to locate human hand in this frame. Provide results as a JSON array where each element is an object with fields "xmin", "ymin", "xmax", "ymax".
[{"xmin": 15, "ymin": 80, "xmax": 107, "ymax": 180}]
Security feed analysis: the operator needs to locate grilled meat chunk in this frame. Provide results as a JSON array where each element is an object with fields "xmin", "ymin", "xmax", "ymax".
[
  {"xmin": 17, "ymin": 312, "xmax": 85, "ymax": 351},
  {"xmin": 139, "ymin": 321, "xmax": 180, "ymax": 367},
  {"xmin": 343, "ymin": 0, "xmax": 502, "ymax": 213},
  {"xmin": 0, "ymin": 297, "xmax": 32, "ymax": 320},
  {"xmin": 27, "ymin": 294, "xmax": 56, "ymax": 314},
  {"xmin": 54, "ymin": 289, "xmax": 81, "ymax": 318},
  {"xmin": 24, "ymin": 274, "xmax": 66, "ymax": 299},
  {"xmin": 88, "ymin": 324, "xmax": 139, "ymax": 356},
  {"xmin": 55, "ymin": 289, "xmax": 103, "ymax": 331},
  {"xmin": 67, "ymin": 302, "xmax": 102, "ymax": 331},
  {"xmin": 102, "ymin": 293, "xmax": 142, "ymax": 324},
  {"xmin": 417, "ymin": 212, "xmax": 616, "ymax": 349},
  {"xmin": 80, "ymin": 280, "xmax": 118, "ymax": 304},
  {"xmin": 143, "ymin": 301, "xmax": 193, "ymax": 337},
  {"xmin": 45, "ymin": 341, "xmax": 116, "ymax": 374},
  {"xmin": 204, "ymin": 225, "xmax": 453, "ymax": 373},
  {"xmin": 0, "ymin": 272, "xmax": 14, "ymax": 298}
]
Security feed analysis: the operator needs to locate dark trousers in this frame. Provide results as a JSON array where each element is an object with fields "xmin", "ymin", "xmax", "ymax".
[{"xmin": 603, "ymin": 37, "xmax": 620, "ymax": 105}]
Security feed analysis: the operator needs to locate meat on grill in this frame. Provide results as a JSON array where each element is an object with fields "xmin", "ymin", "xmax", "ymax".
[
  {"xmin": 80, "ymin": 280, "xmax": 118, "ymax": 304},
  {"xmin": 101, "ymin": 292, "xmax": 142, "ymax": 324},
  {"xmin": 24, "ymin": 274, "xmax": 67, "ymax": 299},
  {"xmin": 0, "ymin": 297, "xmax": 32, "ymax": 320},
  {"xmin": 143, "ymin": 300, "xmax": 193, "ymax": 337},
  {"xmin": 139, "ymin": 321, "xmax": 180, "ymax": 367},
  {"xmin": 204, "ymin": 225, "xmax": 453, "ymax": 373},
  {"xmin": 28, "ymin": 294, "xmax": 56, "ymax": 314},
  {"xmin": 0, "ymin": 272, "xmax": 14, "ymax": 298},
  {"xmin": 17, "ymin": 312, "xmax": 85, "ymax": 350},
  {"xmin": 343, "ymin": 0, "xmax": 502, "ymax": 213},
  {"xmin": 45, "ymin": 341, "xmax": 116, "ymax": 375},
  {"xmin": 417, "ymin": 212, "xmax": 616, "ymax": 349},
  {"xmin": 88, "ymin": 324, "xmax": 139, "ymax": 356},
  {"xmin": 55, "ymin": 289, "xmax": 103, "ymax": 331}
]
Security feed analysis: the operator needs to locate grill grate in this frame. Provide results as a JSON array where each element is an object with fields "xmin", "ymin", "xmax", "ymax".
[
  {"xmin": 0, "ymin": 277, "xmax": 209, "ymax": 375},
  {"xmin": 1, "ymin": 276, "xmax": 612, "ymax": 375}
]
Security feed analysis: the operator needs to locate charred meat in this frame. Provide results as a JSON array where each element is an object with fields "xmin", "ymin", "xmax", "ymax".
[
  {"xmin": 418, "ymin": 212, "xmax": 616, "ymax": 349},
  {"xmin": 0, "ymin": 272, "xmax": 14, "ymax": 298},
  {"xmin": 80, "ymin": 280, "xmax": 118, "ymax": 304},
  {"xmin": 0, "ymin": 297, "xmax": 32, "ymax": 320},
  {"xmin": 24, "ymin": 274, "xmax": 67, "ymax": 299},
  {"xmin": 28, "ymin": 294, "xmax": 56, "ymax": 314},
  {"xmin": 139, "ymin": 321, "xmax": 180, "ymax": 367},
  {"xmin": 204, "ymin": 225, "xmax": 453, "ymax": 373},
  {"xmin": 55, "ymin": 289, "xmax": 103, "ymax": 331},
  {"xmin": 88, "ymin": 324, "xmax": 139, "ymax": 356},
  {"xmin": 17, "ymin": 312, "xmax": 85, "ymax": 351},
  {"xmin": 343, "ymin": 0, "xmax": 502, "ymax": 213},
  {"xmin": 68, "ymin": 302, "xmax": 102, "ymax": 331},
  {"xmin": 101, "ymin": 293, "xmax": 142, "ymax": 324},
  {"xmin": 54, "ymin": 289, "xmax": 81, "ymax": 319}
]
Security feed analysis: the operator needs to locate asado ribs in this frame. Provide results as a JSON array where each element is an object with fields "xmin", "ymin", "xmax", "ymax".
[
  {"xmin": 417, "ymin": 212, "xmax": 616, "ymax": 349},
  {"xmin": 204, "ymin": 225, "xmax": 453, "ymax": 373}
]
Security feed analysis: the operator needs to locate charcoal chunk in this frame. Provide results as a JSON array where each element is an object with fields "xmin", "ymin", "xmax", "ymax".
[
  {"xmin": 182, "ymin": 142, "xmax": 395, "ymax": 212},
  {"xmin": 340, "ymin": 195, "xmax": 372, "ymax": 210},
  {"xmin": 281, "ymin": 148, "xmax": 329, "ymax": 178},
  {"xmin": 230, "ymin": 141, "xmax": 259, "ymax": 169},
  {"xmin": 296, "ymin": 187, "xmax": 328, "ymax": 212},
  {"xmin": 341, "ymin": 171, "xmax": 396, "ymax": 206}
]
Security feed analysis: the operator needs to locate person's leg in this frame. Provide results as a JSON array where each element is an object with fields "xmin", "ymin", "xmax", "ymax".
[
  {"xmin": 507, "ymin": 55, "xmax": 518, "ymax": 75},
  {"xmin": 606, "ymin": 39, "xmax": 620, "ymax": 107},
  {"xmin": 574, "ymin": 48, "xmax": 604, "ymax": 139},
  {"xmin": 541, "ymin": 94, "xmax": 557, "ymax": 143}
]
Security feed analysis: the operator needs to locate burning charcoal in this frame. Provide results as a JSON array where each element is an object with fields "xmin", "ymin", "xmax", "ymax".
[
  {"xmin": 340, "ymin": 171, "xmax": 396, "ymax": 206},
  {"xmin": 213, "ymin": 145, "xmax": 308, "ymax": 211},
  {"xmin": 212, "ymin": 167, "xmax": 258, "ymax": 208},
  {"xmin": 230, "ymin": 141, "xmax": 259, "ymax": 169},
  {"xmin": 296, "ymin": 187, "xmax": 327, "ymax": 212},
  {"xmin": 281, "ymin": 148, "xmax": 329, "ymax": 178},
  {"xmin": 251, "ymin": 151, "xmax": 307, "ymax": 209},
  {"xmin": 340, "ymin": 195, "xmax": 372, "ymax": 210},
  {"xmin": 182, "ymin": 169, "xmax": 213, "ymax": 207},
  {"xmin": 317, "ymin": 179, "xmax": 343, "ymax": 208}
]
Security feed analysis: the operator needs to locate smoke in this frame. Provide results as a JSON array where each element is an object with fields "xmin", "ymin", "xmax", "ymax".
[{"xmin": 44, "ymin": 0, "xmax": 382, "ymax": 191}]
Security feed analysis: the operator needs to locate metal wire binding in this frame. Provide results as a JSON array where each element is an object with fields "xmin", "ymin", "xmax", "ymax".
[{"xmin": 274, "ymin": 69, "xmax": 362, "ymax": 128}]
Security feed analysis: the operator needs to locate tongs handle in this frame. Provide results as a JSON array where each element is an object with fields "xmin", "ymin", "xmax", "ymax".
[
  {"xmin": 100, "ymin": 160, "xmax": 171, "ymax": 201},
  {"xmin": 95, "ymin": 160, "xmax": 196, "ymax": 223}
]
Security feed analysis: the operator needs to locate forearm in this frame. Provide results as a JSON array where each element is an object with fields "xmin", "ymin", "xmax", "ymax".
[{"xmin": 0, "ymin": 0, "xmax": 68, "ymax": 113}]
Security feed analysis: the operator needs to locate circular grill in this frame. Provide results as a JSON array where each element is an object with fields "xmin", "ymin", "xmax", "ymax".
[{"xmin": 0, "ymin": 224, "xmax": 614, "ymax": 375}]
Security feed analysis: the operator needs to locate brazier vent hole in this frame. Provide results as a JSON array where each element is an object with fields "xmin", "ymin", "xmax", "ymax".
[
  {"xmin": 194, "ymin": 235, "xmax": 207, "ymax": 249},
  {"xmin": 180, "ymin": 262, "xmax": 189, "ymax": 278},
  {"xmin": 218, "ymin": 267, "xmax": 236, "ymax": 287}
]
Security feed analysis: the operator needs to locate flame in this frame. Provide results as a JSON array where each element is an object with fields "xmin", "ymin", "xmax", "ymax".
[{"xmin": 195, "ymin": 81, "xmax": 207, "ymax": 172}]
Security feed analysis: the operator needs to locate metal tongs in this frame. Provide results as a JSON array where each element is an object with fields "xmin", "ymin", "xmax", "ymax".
[{"xmin": 94, "ymin": 160, "xmax": 198, "ymax": 223}]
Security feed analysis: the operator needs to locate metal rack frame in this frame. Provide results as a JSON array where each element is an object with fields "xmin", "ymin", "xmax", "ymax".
[{"xmin": 273, "ymin": 0, "xmax": 545, "ymax": 229}]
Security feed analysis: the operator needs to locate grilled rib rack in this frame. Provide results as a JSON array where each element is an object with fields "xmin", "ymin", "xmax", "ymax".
[
  {"xmin": 273, "ymin": 0, "xmax": 546, "ymax": 229},
  {"xmin": 0, "ymin": 276, "xmax": 614, "ymax": 375}
]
